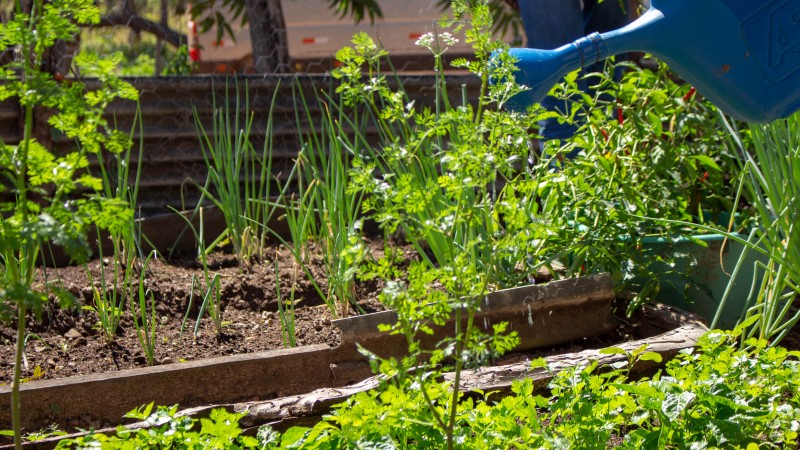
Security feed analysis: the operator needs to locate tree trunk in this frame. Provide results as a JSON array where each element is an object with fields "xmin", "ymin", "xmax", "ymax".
[
  {"xmin": 244, "ymin": 0, "xmax": 290, "ymax": 73},
  {"xmin": 154, "ymin": 0, "xmax": 168, "ymax": 74}
]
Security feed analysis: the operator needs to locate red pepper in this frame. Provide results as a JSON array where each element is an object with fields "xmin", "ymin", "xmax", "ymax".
[
  {"xmin": 683, "ymin": 87, "xmax": 697, "ymax": 103},
  {"xmin": 617, "ymin": 107, "xmax": 624, "ymax": 125},
  {"xmin": 600, "ymin": 129, "xmax": 609, "ymax": 141}
]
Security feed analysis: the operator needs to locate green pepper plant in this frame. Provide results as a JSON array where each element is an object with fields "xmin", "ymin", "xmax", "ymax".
[{"xmin": 0, "ymin": 0, "xmax": 137, "ymax": 447}]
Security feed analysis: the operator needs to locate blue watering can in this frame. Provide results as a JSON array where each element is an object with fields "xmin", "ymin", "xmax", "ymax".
[{"xmin": 507, "ymin": 0, "xmax": 800, "ymax": 123}]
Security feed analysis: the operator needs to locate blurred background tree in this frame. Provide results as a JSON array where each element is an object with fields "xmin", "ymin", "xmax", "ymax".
[{"xmin": 1, "ymin": 0, "xmax": 521, "ymax": 74}]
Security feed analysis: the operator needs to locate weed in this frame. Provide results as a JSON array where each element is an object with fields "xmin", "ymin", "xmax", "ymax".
[{"xmin": 274, "ymin": 256, "xmax": 297, "ymax": 348}]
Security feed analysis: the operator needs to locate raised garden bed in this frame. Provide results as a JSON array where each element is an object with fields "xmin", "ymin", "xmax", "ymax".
[
  {"xmin": 1, "ymin": 259, "xmax": 707, "ymax": 448},
  {"xmin": 0, "ymin": 297, "xmax": 707, "ymax": 450}
]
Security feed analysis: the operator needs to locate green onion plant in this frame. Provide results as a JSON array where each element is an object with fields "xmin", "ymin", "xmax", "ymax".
[
  {"xmin": 716, "ymin": 112, "xmax": 800, "ymax": 345},
  {"xmin": 173, "ymin": 207, "xmax": 224, "ymax": 336},
  {"xmin": 132, "ymin": 251, "xmax": 159, "ymax": 366},
  {"xmin": 293, "ymin": 85, "xmax": 367, "ymax": 317},
  {"xmin": 82, "ymin": 105, "xmax": 145, "ymax": 344},
  {"xmin": 84, "ymin": 259, "xmax": 126, "ymax": 344},
  {"xmin": 192, "ymin": 80, "xmax": 283, "ymax": 263}
]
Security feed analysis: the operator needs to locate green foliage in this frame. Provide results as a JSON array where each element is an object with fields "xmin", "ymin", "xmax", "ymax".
[
  {"xmin": 67, "ymin": 330, "xmax": 795, "ymax": 449},
  {"xmin": 132, "ymin": 251, "xmax": 159, "ymax": 366},
  {"xmin": 173, "ymin": 207, "xmax": 225, "ymax": 336},
  {"xmin": 55, "ymin": 404, "xmax": 272, "ymax": 449},
  {"xmin": 81, "ymin": 96, "xmax": 144, "ymax": 345},
  {"xmin": 276, "ymin": 81, "xmax": 369, "ymax": 318},
  {"xmin": 342, "ymin": 28, "xmax": 545, "ymax": 292},
  {"xmin": 329, "ymin": 2, "xmax": 530, "ymax": 448},
  {"xmin": 162, "ymin": 45, "xmax": 196, "ymax": 76},
  {"xmin": 531, "ymin": 60, "xmax": 741, "ymax": 311},
  {"xmin": 712, "ymin": 112, "xmax": 800, "ymax": 344},
  {"xmin": 273, "ymin": 330, "xmax": 800, "ymax": 449},
  {"xmin": 192, "ymin": 80, "xmax": 282, "ymax": 264},
  {"xmin": 1, "ymin": 0, "xmax": 138, "ymax": 446}
]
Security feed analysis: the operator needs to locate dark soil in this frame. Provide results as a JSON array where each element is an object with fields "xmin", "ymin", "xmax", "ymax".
[{"xmin": 0, "ymin": 238, "xmax": 397, "ymax": 385}]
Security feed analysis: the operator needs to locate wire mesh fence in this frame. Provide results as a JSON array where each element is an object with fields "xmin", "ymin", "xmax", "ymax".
[{"xmin": 1, "ymin": 73, "xmax": 482, "ymax": 218}]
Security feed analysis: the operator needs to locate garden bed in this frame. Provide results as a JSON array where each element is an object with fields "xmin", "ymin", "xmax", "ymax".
[
  {"xmin": 0, "ymin": 233, "xmax": 701, "ymax": 443},
  {"xmin": 0, "ymin": 298, "xmax": 708, "ymax": 450}
]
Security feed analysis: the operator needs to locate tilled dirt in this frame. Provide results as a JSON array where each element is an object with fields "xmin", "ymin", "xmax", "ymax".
[{"xmin": 0, "ymin": 238, "xmax": 394, "ymax": 385}]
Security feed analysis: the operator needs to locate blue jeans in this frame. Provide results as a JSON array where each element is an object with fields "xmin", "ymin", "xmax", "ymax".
[{"xmin": 518, "ymin": 0, "xmax": 630, "ymax": 144}]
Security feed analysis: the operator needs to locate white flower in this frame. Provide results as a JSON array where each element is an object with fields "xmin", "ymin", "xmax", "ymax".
[
  {"xmin": 440, "ymin": 32, "xmax": 459, "ymax": 46},
  {"xmin": 415, "ymin": 32, "xmax": 435, "ymax": 49}
]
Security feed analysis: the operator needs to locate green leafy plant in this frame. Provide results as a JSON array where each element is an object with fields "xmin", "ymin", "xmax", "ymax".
[
  {"xmin": 46, "ymin": 328, "xmax": 800, "ymax": 448},
  {"xmin": 316, "ymin": 1, "xmax": 531, "ymax": 447},
  {"xmin": 342, "ymin": 25, "xmax": 547, "ymax": 291},
  {"xmin": 0, "ymin": 1, "xmax": 136, "ymax": 447},
  {"xmin": 174, "ymin": 207, "xmax": 224, "ymax": 336},
  {"xmin": 81, "ymin": 96, "xmax": 145, "ymax": 345},
  {"xmin": 290, "ymin": 84, "xmax": 368, "ymax": 317},
  {"xmin": 278, "ymin": 328, "xmax": 800, "ymax": 448},
  {"xmin": 54, "ymin": 403, "xmax": 275, "ymax": 449},
  {"xmin": 83, "ymin": 258, "xmax": 126, "ymax": 344},
  {"xmin": 532, "ymin": 59, "xmax": 741, "ymax": 312}
]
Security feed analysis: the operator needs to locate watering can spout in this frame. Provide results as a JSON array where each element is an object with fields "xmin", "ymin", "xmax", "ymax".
[{"xmin": 504, "ymin": 0, "xmax": 800, "ymax": 123}]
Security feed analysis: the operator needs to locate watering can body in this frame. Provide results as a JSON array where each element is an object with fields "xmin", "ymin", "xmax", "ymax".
[{"xmin": 508, "ymin": 0, "xmax": 800, "ymax": 123}]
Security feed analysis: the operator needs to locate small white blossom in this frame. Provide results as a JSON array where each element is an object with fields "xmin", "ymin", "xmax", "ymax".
[
  {"xmin": 415, "ymin": 32, "xmax": 435, "ymax": 49},
  {"xmin": 440, "ymin": 32, "xmax": 459, "ymax": 46}
]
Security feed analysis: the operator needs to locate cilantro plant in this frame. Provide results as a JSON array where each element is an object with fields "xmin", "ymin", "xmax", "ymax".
[
  {"xmin": 54, "ymin": 404, "xmax": 274, "ymax": 449},
  {"xmin": 341, "ymin": 6, "xmax": 549, "ymax": 290},
  {"xmin": 302, "ymin": 0, "xmax": 540, "ymax": 448},
  {"xmin": 0, "ymin": 1, "xmax": 136, "ymax": 447},
  {"xmin": 272, "ymin": 329, "xmax": 800, "ymax": 448}
]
